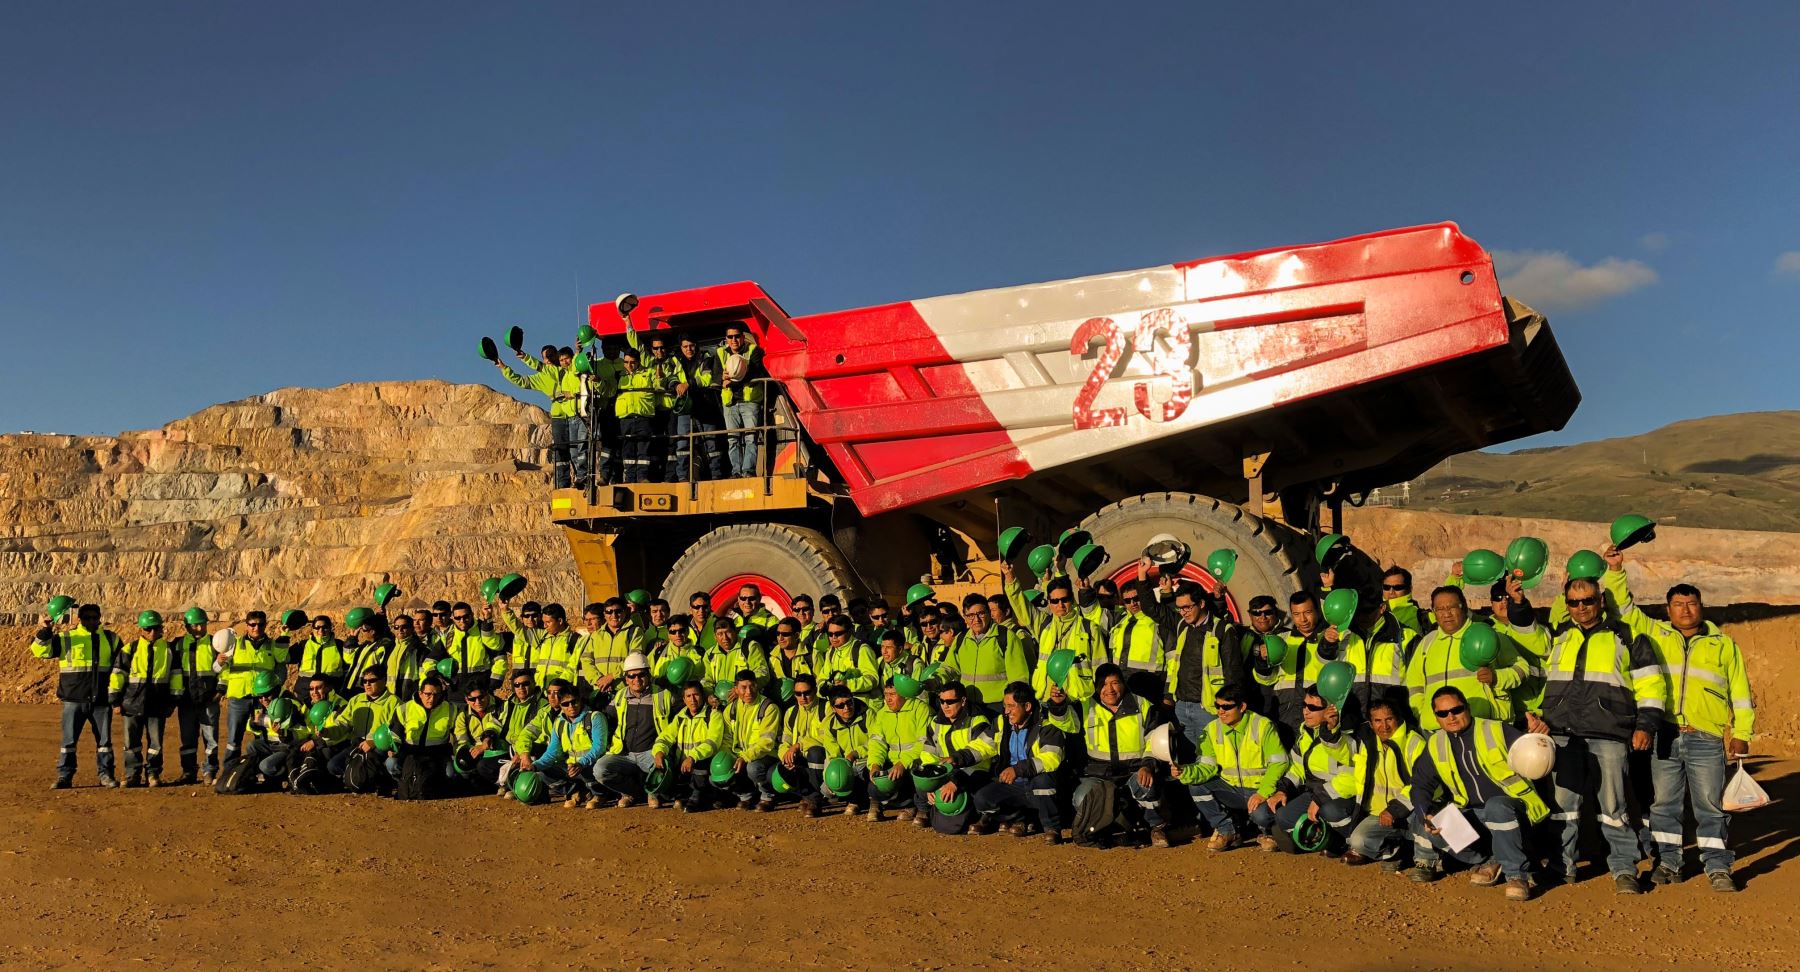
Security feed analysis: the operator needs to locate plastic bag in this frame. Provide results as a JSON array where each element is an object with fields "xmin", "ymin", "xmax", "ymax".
[{"xmin": 1723, "ymin": 760, "xmax": 1770, "ymax": 813}]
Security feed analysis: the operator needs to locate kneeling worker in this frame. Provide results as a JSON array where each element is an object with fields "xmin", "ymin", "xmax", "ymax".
[
  {"xmin": 1410, "ymin": 686, "xmax": 1546, "ymax": 901},
  {"xmin": 972, "ymin": 681, "xmax": 1067, "ymax": 843}
]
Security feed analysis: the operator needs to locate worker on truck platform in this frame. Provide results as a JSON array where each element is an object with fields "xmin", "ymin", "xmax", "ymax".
[
  {"xmin": 715, "ymin": 324, "xmax": 767, "ymax": 478},
  {"xmin": 492, "ymin": 344, "xmax": 584, "ymax": 490}
]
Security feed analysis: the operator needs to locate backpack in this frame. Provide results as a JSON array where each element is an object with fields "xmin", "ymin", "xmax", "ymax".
[
  {"xmin": 1070, "ymin": 778, "xmax": 1119, "ymax": 841},
  {"xmin": 342, "ymin": 750, "xmax": 386, "ymax": 794},
  {"xmin": 214, "ymin": 758, "xmax": 259, "ymax": 796},
  {"xmin": 395, "ymin": 753, "xmax": 440, "ymax": 801},
  {"xmin": 289, "ymin": 753, "xmax": 334, "ymax": 796}
]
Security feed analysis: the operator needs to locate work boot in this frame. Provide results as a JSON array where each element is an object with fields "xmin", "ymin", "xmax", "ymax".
[
  {"xmin": 583, "ymin": 795, "xmax": 603, "ymax": 809},
  {"xmin": 798, "ymin": 798, "xmax": 819, "ymax": 819},
  {"xmin": 1005, "ymin": 822, "xmax": 1031, "ymax": 838},
  {"xmin": 1044, "ymin": 831, "xmax": 1064, "ymax": 846},
  {"xmin": 1650, "ymin": 864, "xmax": 1679, "ymax": 885},
  {"xmin": 1503, "ymin": 878, "xmax": 1532, "ymax": 902},
  {"xmin": 756, "ymin": 799, "xmax": 777, "ymax": 813},
  {"xmin": 616, "ymin": 795, "xmax": 636, "ymax": 809},
  {"xmin": 842, "ymin": 803, "xmax": 859, "ymax": 817},
  {"xmin": 969, "ymin": 816, "xmax": 999, "ymax": 836},
  {"xmin": 147, "ymin": 775, "xmax": 161, "ymax": 789},
  {"xmin": 1707, "ymin": 870, "xmax": 1739, "ymax": 893},
  {"xmin": 1206, "ymin": 832, "xmax": 1239, "ymax": 852},
  {"xmin": 911, "ymin": 814, "xmax": 931, "ymax": 829},
  {"xmin": 866, "ymin": 807, "xmax": 884, "ymax": 823},
  {"xmin": 1149, "ymin": 826, "xmax": 1171, "ymax": 849},
  {"xmin": 52, "ymin": 777, "xmax": 73, "ymax": 790},
  {"xmin": 647, "ymin": 795, "xmax": 664, "ymax": 810},
  {"xmin": 1469, "ymin": 861, "xmax": 1503, "ymax": 886},
  {"xmin": 1255, "ymin": 835, "xmax": 1278, "ymax": 853},
  {"xmin": 1612, "ymin": 873, "xmax": 1641, "ymax": 895},
  {"xmin": 174, "ymin": 772, "xmax": 196, "ymax": 786},
  {"xmin": 97, "ymin": 774, "xmax": 120, "ymax": 789},
  {"xmin": 895, "ymin": 808, "xmax": 915, "ymax": 822},
  {"xmin": 498, "ymin": 787, "xmax": 513, "ymax": 799},
  {"xmin": 1408, "ymin": 863, "xmax": 1442, "ymax": 884},
  {"xmin": 1342, "ymin": 850, "xmax": 1371, "ymax": 866},
  {"xmin": 1378, "ymin": 857, "xmax": 1407, "ymax": 874},
  {"xmin": 737, "ymin": 796, "xmax": 757, "ymax": 811},
  {"xmin": 563, "ymin": 793, "xmax": 583, "ymax": 809}
]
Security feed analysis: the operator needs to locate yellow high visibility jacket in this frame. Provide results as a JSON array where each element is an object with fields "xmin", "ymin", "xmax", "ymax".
[
  {"xmin": 1177, "ymin": 710, "xmax": 1289, "ymax": 796},
  {"xmin": 654, "ymin": 706, "xmax": 725, "ymax": 762},
  {"xmin": 724, "ymin": 697, "xmax": 781, "ymax": 761},
  {"xmin": 866, "ymin": 698, "xmax": 931, "ymax": 770},
  {"xmin": 1424, "ymin": 719, "xmax": 1549, "ymax": 823},
  {"xmin": 397, "ymin": 700, "xmax": 456, "ymax": 747}
]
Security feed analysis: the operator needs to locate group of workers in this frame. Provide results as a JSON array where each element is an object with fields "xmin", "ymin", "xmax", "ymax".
[
  {"xmin": 483, "ymin": 319, "xmax": 769, "ymax": 489},
  {"xmin": 31, "ymin": 532, "xmax": 1756, "ymax": 900}
]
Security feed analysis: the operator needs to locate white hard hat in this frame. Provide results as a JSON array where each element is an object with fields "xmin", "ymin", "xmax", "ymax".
[
  {"xmin": 1144, "ymin": 534, "xmax": 1191, "ymax": 569},
  {"xmin": 622, "ymin": 652, "xmax": 650, "ymax": 674},
  {"xmin": 724, "ymin": 352, "xmax": 748, "ymax": 381},
  {"xmin": 210, "ymin": 627, "xmax": 237, "ymax": 656},
  {"xmin": 1146, "ymin": 723, "xmax": 1175, "ymax": 763},
  {"xmin": 1507, "ymin": 732, "xmax": 1556, "ymax": 781}
]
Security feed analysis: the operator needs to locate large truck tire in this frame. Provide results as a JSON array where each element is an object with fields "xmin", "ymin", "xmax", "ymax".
[
  {"xmin": 660, "ymin": 523, "xmax": 864, "ymax": 616},
  {"xmin": 1075, "ymin": 492, "xmax": 1311, "ymax": 608}
]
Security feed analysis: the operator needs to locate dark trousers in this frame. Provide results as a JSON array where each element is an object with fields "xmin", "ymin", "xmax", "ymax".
[
  {"xmin": 122, "ymin": 713, "xmax": 167, "ymax": 778},
  {"xmin": 620, "ymin": 415, "xmax": 652, "ymax": 483},
  {"xmin": 973, "ymin": 773, "xmax": 1063, "ymax": 831},
  {"xmin": 176, "ymin": 697, "xmax": 219, "ymax": 776}
]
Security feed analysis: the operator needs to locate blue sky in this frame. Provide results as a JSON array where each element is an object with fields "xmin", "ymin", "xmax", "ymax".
[{"xmin": 3, "ymin": 4, "xmax": 1796, "ymax": 449}]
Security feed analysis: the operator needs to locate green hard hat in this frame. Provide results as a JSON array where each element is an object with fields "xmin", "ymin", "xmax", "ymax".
[
  {"xmin": 778, "ymin": 677, "xmax": 796, "ymax": 702},
  {"xmin": 577, "ymin": 324, "xmax": 598, "ymax": 346},
  {"xmin": 573, "ymin": 352, "xmax": 593, "ymax": 376},
  {"xmin": 479, "ymin": 336, "xmax": 499, "ymax": 362},
  {"xmin": 307, "ymin": 700, "xmax": 335, "ymax": 730},
  {"xmin": 1021, "ymin": 588, "xmax": 1045, "ymax": 607},
  {"xmin": 871, "ymin": 771, "xmax": 898, "ymax": 796},
  {"xmin": 345, "ymin": 606, "xmax": 375, "ymax": 630},
  {"xmin": 1070, "ymin": 543, "xmax": 1108, "ymax": 580},
  {"xmin": 1261, "ymin": 633, "xmax": 1288, "ymax": 668},
  {"xmin": 1316, "ymin": 660, "xmax": 1355, "ymax": 710},
  {"xmin": 1459, "ymin": 622, "xmax": 1500, "ymax": 670},
  {"xmin": 1314, "ymin": 533, "xmax": 1349, "ymax": 568},
  {"xmin": 251, "ymin": 671, "xmax": 280, "ymax": 697},
  {"xmin": 435, "ymin": 657, "xmax": 457, "ymax": 680},
  {"xmin": 184, "ymin": 606, "xmax": 208, "ymax": 627},
  {"xmin": 911, "ymin": 763, "xmax": 951, "ymax": 794},
  {"xmin": 646, "ymin": 765, "xmax": 677, "ymax": 796},
  {"xmin": 480, "ymin": 577, "xmax": 501, "ymax": 603},
  {"xmin": 709, "ymin": 750, "xmax": 736, "ymax": 785},
  {"xmin": 997, "ymin": 526, "xmax": 1031, "ymax": 561},
  {"xmin": 1504, "ymin": 538, "xmax": 1550, "ymax": 585},
  {"xmin": 1462, "ymin": 549, "xmax": 1505, "ymax": 586},
  {"xmin": 770, "ymin": 765, "xmax": 794, "ymax": 795},
  {"xmin": 626, "ymin": 588, "xmax": 650, "ymax": 607},
  {"xmin": 497, "ymin": 573, "xmax": 528, "ymax": 601},
  {"xmin": 893, "ymin": 673, "xmax": 921, "ymax": 699},
  {"xmin": 1566, "ymin": 549, "xmax": 1606, "ymax": 582},
  {"xmin": 932, "ymin": 790, "xmax": 969, "ymax": 817},
  {"xmin": 266, "ymin": 698, "xmax": 297, "ymax": 726},
  {"xmin": 739, "ymin": 624, "xmax": 768, "ymax": 647},
  {"xmin": 1045, "ymin": 649, "xmax": 1077, "ymax": 687},
  {"xmin": 1291, "ymin": 816, "xmax": 1329, "ymax": 853},
  {"xmin": 512, "ymin": 769, "xmax": 547, "ymax": 803},
  {"xmin": 506, "ymin": 325, "xmax": 524, "ymax": 352},
  {"xmin": 1322, "ymin": 588, "xmax": 1360, "ymax": 630},
  {"xmin": 281, "ymin": 609, "xmax": 308, "ymax": 629},
  {"xmin": 714, "ymin": 679, "xmax": 733, "ymax": 701},
  {"xmin": 823, "ymin": 758, "xmax": 854, "ymax": 797},
  {"xmin": 905, "ymin": 583, "xmax": 935, "ymax": 609},
  {"xmin": 374, "ymin": 583, "xmax": 399, "ymax": 607},
  {"xmin": 1057, "ymin": 528, "xmax": 1093, "ymax": 558},
  {"xmin": 137, "ymin": 610, "xmax": 163, "ymax": 629},
  {"xmin": 371, "ymin": 725, "xmax": 396, "ymax": 753},
  {"xmin": 1206, "ymin": 548, "xmax": 1238, "ymax": 584},
  {"xmin": 47, "ymin": 595, "xmax": 75, "ymax": 622},
  {"xmin": 1611, "ymin": 514, "xmax": 1657, "ymax": 551},
  {"xmin": 1026, "ymin": 544, "xmax": 1058, "ymax": 578},
  {"xmin": 662, "ymin": 656, "xmax": 693, "ymax": 686}
]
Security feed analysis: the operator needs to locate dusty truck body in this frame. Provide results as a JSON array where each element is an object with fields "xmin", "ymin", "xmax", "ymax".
[{"xmin": 552, "ymin": 222, "xmax": 1579, "ymax": 615}]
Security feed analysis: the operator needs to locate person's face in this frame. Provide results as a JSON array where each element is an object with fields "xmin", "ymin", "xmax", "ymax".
[
  {"xmin": 142, "ymin": 623, "xmax": 163, "ymax": 639},
  {"xmin": 558, "ymin": 696, "xmax": 582, "ymax": 719},
  {"xmin": 511, "ymin": 675, "xmax": 536, "ymax": 700},
  {"xmin": 452, "ymin": 608, "xmax": 473, "ymax": 630},
  {"xmin": 1215, "ymin": 697, "xmax": 1246, "ymax": 727},
  {"xmin": 1120, "ymin": 589, "xmax": 1145, "ymax": 616},
  {"xmin": 1302, "ymin": 694, "xmax": 1329, "ymax": 728},
  {"xmin": 622, "ymin": 354, "xmax": 639, "ymax": 373},
  {"xmin": 825, "ymin": 625, "xmax": 849, "ymax": 653},
  {"xmin": 623, "ymin": 668, "xmax": 651, "ymax": 694},
  {"xmin": 545, "ymin": 684, "xmax": 564, "ymax": 707},
  {"xmin": 1290, "ymin": 600, "xmax": 1319, "ymax": 636},
  {"xmin": 725, "ymin": 330, "xmax": 746, "ymax": 350},
  {"xmin": 1046, "ymin": 588, "xmax": 1073, "ymax": 618},
  {"xmin": 963, "ymin": 604, "xmax": 989, "ymax": 635},
  {"xmin": 1433, "ymin": 592, "xmax": 1468, "ymax": 634},
  {"xmin": 884, "ymin": 687, "xmax": 902, "ymax": 711},
  {"xmin": 1383, "ymin": 574, "xmax": 1410, "ymax": 603},
  {"xmin": 1667, "ymin": 593, "xmax": 1704, "ymax": 631},
  {"xmin": 1047, "ymin": 684, "xmax": 1068, "ymax": 705},
  {"xmin": 830, "ymin": 695, "xmax": 854, "ymax": 721},
  {"xmin": 918, "ymin": 617, "xmax": 940, "ymax": 639},
  {"xmin": 679, "ymin": 339, "xmax": 698, "ymax": 358},
  {"xmin": 1566, "ymin": 581, "xmax": 1602, "ymax": 628},
  {"xmin": 411, "ymin": 610, "xmax": 431, "ymax": 630},
  {"xmin": 1175, "ymin": 594, "xmax": 1203, "ymax": 624},
  {"xmin": 1370, "ymin": 707, "xmax": 1399, "ymax": 741},
  {"xmin": 649, "ymin": 604, "xmax": 669, "ymax": 625},
  {"xmin": 557, "ymin": 351, "xmax": 574, "ymax": 368},
  {"xmin": 792, "ymin": 682, "xmax": 815, "ymax": 706},
  {"xmin": 1248, "ymin": 603, "xmax": 1278, "ymax": 634},
  {"xmin": 690, "ymin": 598, "xmax": 710, "ymax": 618},
  {"xmin": 793, "ymin": 601, "xmax": 813, "ymax": 623},
  {"xmin": 467, "ymin": 690, "xmax": 488, "ymax": 713},
  {"xmin": 735, "ymin": 680, "xmax": 756, "ymax": 703},
  {"xmin": 361, "ymin": 674, "xmax": 384, "ymax": 698},
  {"xmin": 684, "ymin": 686, "xmax": 704, "ymax": 712},
  {"xmin": 186, "ymin": 622, "xmax": 208, "ymax": 637},
  {"xmin": 715, "ymin": 625, "xmax": 736, "ymax": 650},
  {"xmin": 1002, "ymin": 694, "xmax": 1030, "ymax": 728},
  {"xmin": 394, "ymin": 616, "xmax": 414, "ymax": 638},
  {"xmin": 245, "ymin": 617, "xmax": 266, "ymax": 638},
  {"xmin": 419, "ymin": 684, "xmax": 443, "ymax": 709},
  {"xmin": 77, "ymin": 607, "xmax": 101, "ymax": 629},
  {"xmin": 736, "ymin": 587, "xmax": 760, "ymax": 614},
  {"xmin": 668, "ymin": 623, "xmax": 689, "ymax": 646},
  {"xmin": 543, "ymin": 613, "xmax": 566, "ymax": 635},
  {"xmin": 308, "ymin": 680, "xmax": 330, "ymax": 701},
  {"xmin": 521, "ymin": 607, "xmax": 542, "ymax": 628},
  {"xmin": 313, "ymin": 619, "xmax": 332, "ymax": 639},
  {"xmin": 937, "ymin": 692, "xmax": 965, "ymax": 719},
  {"xmin": 776, "ymin": 627, "xmax": 799, "ymax": 652},
  {"xmin": 1098, "ymin": 675, "xmax": 1124, "ymax": 706},
  {"xmin": 588, "ymin": 609, "xmax": 607, "ymax": 630},
  {"xmin": 1095, "ymin": 582, "xmax": 1118, "ymax": 606},
  {"xmin": 1433, "ymin": 696, "xmax": 1471, "ymax": 733}
]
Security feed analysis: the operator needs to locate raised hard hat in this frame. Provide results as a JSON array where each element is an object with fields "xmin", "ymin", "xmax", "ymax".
[
  {"xmin": 1205, "ymin": 548, "xmax": 1238, "ymax": 583},
  {"xmin": 615, "ymin": 293, "xmax": 640, "ymax": 318},
  {"xmin": 137, "ymin": 610, "xmax": 163, "ymax": 629},
  {"xmin": 1057, "ymin": 529, "xmax": 1092, "ymax": 559},
  {"xmin": 1566, "ymin": 549, "xmax": 1606, "ymax": 582},
  {"xmin": 435, "ymin": 658, "xmax": 458, "ymax": 680},
  {"xmin": 1316, "ymin": 660, "xmax": 1355, "ymax": 710},
  {"xmin": 1314, "ymin": 533, "xmax": 1349, "ymax": 569},
  {"xmin": 1507, "ymin": 732, "xmax": 1556, "ymax": 781},
  {"xmin": 622, "ymin": 652, "xmax": 650, "ymax": 674},
  {"xmin": 1261, "ymin": 633, "xmax": 1288, "ymax": 668},
  {"xmin": 1462, "ymin": 549, "xmax": 1505, "ymax": 586},
  {"xmin": 905, "ymin": 583, "xmax": 935, "ymax": 609},
  {"xmin": 573, "ymin": 352, "xmax": 593, "ymax": 376},
  {"xmin": 1026, "ymin": 544, "xmax": 1058, "ymax": 578},
  {"xmin": 1145, "ymin": 723, "xmax": 1174, "ymax": 763},
  {"xmin": 1144, "ymin": 533, "xmax": 1186, "ymax": 565},
  {"xmin": 479, "ymin": 336, "xmax": 499, "ymax": 362},
  {"xmin": 345, "ymin": 606, "xmax": 375, "ymax": 630},
  {"xmin": 184, "ymin": 606, "xmax": 208, "ymax": 627},
  {"xmin": 1610, "ymin": 514, "xmax": 1657, "ymax": 551},
  {"xmin": 497, "ymin": 573, "xmax": 528, "ymax": 601},
  {"xmin": 1322, "ymin": 588, "xmax": 1360, "ymax": 630},
  {"xmin": 46, "ymin": 595, "xmax": 76, "ymax": 622},
  {"xmin": 997, "ymin": 526, "xmax": 1032, "ymax": 561},
  {"xmin": 281, "ymin": 609, "xmax": 308, "ymax": 629},
  {"xmin": 505, "ymin": 325, "xmax": 525, "ymax": 352},
  {"xmin": 374, "ymin": 583, "xmax": 400, "ymax": 607},
  {"xmin": 1504, "ymin": 538, "xmax": 1550, "ymax": 587},
  {"xmin": 251, "ymin": 671, "xmax": 280, "ymax": 697},
  {"xmin": 480, "ymin": 577, "xmax": 501, "ymax": 603},
  {"xmin": 577, "ymin": 324, "xmax": 598, "ymax": 346},
  {"xmin": 1070, "ymin": 543, "xmax": 1108, "ymax": 580},
  {"xmin": 211, "ymin": 627, "xmax": 238, "ymax": 655},
  {"xmin": 1045, "ymin": 649, "xmax": 1077, "ymax": 687},
  {"xmin": 893, "ymin": 673, "xmax": 922, "ymax": 699},
  {"xmin": 1458, "ymin": 622, "xmax": 1500, "ymax": 670}
]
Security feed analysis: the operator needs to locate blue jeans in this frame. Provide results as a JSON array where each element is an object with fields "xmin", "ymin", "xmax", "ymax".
[
  {"xmin": 58, "ymin": 702, "xmax": 115, "ymax": 780},
  {"xmin": 1420, "ymin": 796, "xmax": 1532, "ymax": 881},
  {"xmin": 223, "ymin": 696, "xmax": 256, "ymax": 764},
  {"xmin": 1349, "ymin": 812, "xmax": 1433, "ymax": 864},
  {"xmin": 177, "ymin": 697, "xmax": 218, "ymax": 776},
  {"xmin": 1174, "ymin": 701, "xmax": 1214, "ymax": 748},
  {"xmin": 1188, "ymin": 777, "xmax": 1277, "ymax": 837},
  {"xmin": 1548, "ymin": 735, "xmax": 1638, "ymax": 879},
  {"xmin": 596, "ymin": 751, "xmax": 657, "ymax": 797},
  {"xmin": 673, "ymin": 413, "xmax": 725, "ymax": 481},
  {"xmin": 723, "ymin": 401, "xmax": 761, "ymax": 477},
  {"xmin": 1649, "ymin": 731, "xmax": 1733, "ymax": 873}
]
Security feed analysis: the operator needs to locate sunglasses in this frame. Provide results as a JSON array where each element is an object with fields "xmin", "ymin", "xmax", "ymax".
[
  {"xmin": 938, "ymin": 697, "xmax": 962, "ymax": 706},
  {"xmin": 1047, "ymin": 596, "xmax": 1072, "ymax": 605},
  {"xmin": 1382, "ymin": 584, "xmax": 1408, "ymax": 592},
  {"xmin": 433, "ymin": 610, "xmax": 451, "ymax": 617},
  {"xmin": 603, "ymin": 609, "xmax": 623, "ymax": 616},
  {"xmin": 511, "ymin": 680, "xmax": 532, "ymax": 688},
  {"xmin": 624, "ymin": 672, "xmax": 649, "ymax": 680},
  {"xmin": 1214, "ymin": 702, "xmax": 1242, "ymax": 711},
  {"xmin": 1567, "ymin": 597, "xmax": 1600, "ymax": 608},
  {"xmin": 558, "ymin": 700, "xmax": 580, "ymax": 709},
  {"xmin": 795, "ymin": 606, "xmax": 813, "ymax": 613},
  {"xmin": 1434, "ymin": 704, "xmax": 1468, "ymax": 719},
  {"xmin": 1250, "ymin": 609, "xmax": 1277, "ymax": 617},
  {"xmin": 522, "ymin": 612, "xmax": 542, "ymax": 619},
  {"xmin": 827, "ymin": 631, "xmax": 848, "ymax": 639},
  {"xmin": 1121, "ymin": 597, "xmax": 1140, "ymax": 605},
  {"xmin": 870, "ymin": 614, "xmax": 889, "ymax": 622},
  {"xmin": 794, "ymin": 690, "xmax": 813, "ymax": 699},
  {"xmin": 452, "ymin": 615, "xmax": 471, "ymax": 622},
  {"xmin": 361, "ymin": 677, "xmax": 381, "ymax": 684},
  {"xmin": 465, "ymin": 694, "xmax": 484, "ymax": 703},
  {"xmin": 1303, "ymin": 702, "xmax": 1328, "ymax": 712},
  {"xmin": 246, "ymin": 621, "xmax": 264, "ymax": 628},
  {"xmin": 831, "ymin": 701, "xmax": 852, "ymax": 709},
  {"xmin": 738, "ymin": 595, "xmax": 757, "ymax": 602}
]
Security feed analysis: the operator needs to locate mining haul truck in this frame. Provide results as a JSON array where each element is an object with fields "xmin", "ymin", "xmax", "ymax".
[{"xmin": 550, "ymin": 222, "xmax": 1579, "ymax": 617}]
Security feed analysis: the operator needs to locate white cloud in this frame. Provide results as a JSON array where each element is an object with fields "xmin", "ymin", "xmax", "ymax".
[
  {"xmin": 1492, "ymin": 250, "xmax": 1658, "ymax": 311},
  {"xmin": 1775, "ymin": 251, "xmax": 1800, "ymax": 277},
  {"xmin": 1639, "ymin": 232, "xmax": 1670, "ymax": 252}
]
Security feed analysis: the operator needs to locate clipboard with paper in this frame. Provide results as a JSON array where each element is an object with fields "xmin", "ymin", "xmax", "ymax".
[{"xmin": 1430, "ymin": 803, "xmax": 1482, "ymax": 852}]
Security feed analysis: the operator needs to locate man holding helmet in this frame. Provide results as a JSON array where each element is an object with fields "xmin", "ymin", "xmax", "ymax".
[
  {"xmin": 1409, "ymin": 686, "xmax": 1546, "ymax": 901},
  {"xmin": 32, "ymin": 601, "xmax": 123, "ymax": 789}
]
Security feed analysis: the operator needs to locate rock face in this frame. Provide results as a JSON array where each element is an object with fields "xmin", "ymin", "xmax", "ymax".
[{"xmin": 0, "ymin": 381, "xmax": 584, "ymax": 636}]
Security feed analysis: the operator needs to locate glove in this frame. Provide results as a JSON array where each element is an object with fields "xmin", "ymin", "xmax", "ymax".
[{"xmin": 108, "ymin": 692, "xmax": 124, "ymax": 708}]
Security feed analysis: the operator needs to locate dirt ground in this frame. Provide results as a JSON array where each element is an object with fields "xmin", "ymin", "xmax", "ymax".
[{"xmin": 0, "ymin": 704, "xmax": 1792, "ymax": 970}]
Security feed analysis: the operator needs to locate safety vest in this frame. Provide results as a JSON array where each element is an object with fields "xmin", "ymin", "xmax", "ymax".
[
  {"xmin": 922, "ymin": 711, "xmax": 998, "ymax": 773},
  {"xmin": 1285, "ymin": 723, "xmax": 1358, "ymax": 790},
  {"xmin": 343, "ymin": 639, "xmax": 393, "ymax": 692},
  {"xmin": 1405, "ymin": 621, "xmax": 1531, "ymax": 724},
  {"xmin": 1181, "ymin": 711, "xmax": 1288, "ymax": 795},
  {"xmin": 497, "ymin": 694, "xmax": 547, "ymax": 753},
  {"xmin": 295, "ymin": 636, "xmax": 347, "ymax": 685},
  {"xmin": 781, "ymin": 698, "xmax": 829, "ymax": 752},
  {"xmin": 607, "ymin": 688, "xmax": 676, "ymax": 755},
  {"xmin": 442, "ymin": 628, "xmax": 501, "ymax": 689},
  {"xmin": 943, "ymin": 627, "xmax": 1021, "ymax": 704},
  {"xmin": 1427, "ymin": 719, "xmax": 1549, "ymax": 823},
  {"xmin": 545, "ymin": 709, "xmax": 607, "ymax": 768},
  {"xmin": 581, "ymin": 626, "xmax": 647, "ymax": 686},
  {"xmin": 109, "ymin": 636, "xmax": 184, "ymax": 716},
  {"xmin": 1083, "ymin": 693, "xmax": 1153, "ymax": 770},
  {"xmin": 1344, "ymin": 614, "xmax": 1415, "ymax": 706},
  {"xmin": 326, "ymin": 691, "xmax": 399, "ymax": 745},
  {"xmin": 818, "ymin": 705, "xmax": 873, "ymax": 761},
  {"xmin": 614, "ymin": 367, "xmax": 659, "ymax": 418},
  {"xmin": 652, "ymin": 642, "xmax": 704, "ymax": 685},
  {"xmin": 1618, "ymin": 607, "xmax": 1755, "ymax": 742},
  {"xmin": 1104, "ymin": 611, "xmax": 1168, "ymax": 683},
  {"xmin": 1510, "ymin": 618, "xmax": 1666, "ymax": 741},
  {"xmin": 725, "ymin": 697, "xmax": 781, "ymax": 760},
  {"xmin": 715, "ymin": 343, "xmax": 765, "ymax": 405},
  {"xmin": 224, "ymin": 635, "xmax": 281, "ymax": 699},
  {"xmin": 1329, "ymin": 725, "xmax": 1428, "ymax": 815},
  {"xmin": 529, "ymin": 631, "xmax": 584, "ymax": 689},
  {"xmin": 867, "ymin": 698, "xmax": 931, "ymax": 769},
  {"xmin": 655, "ymin": 707, "xmax": 725, "ymax": 761},
  {"xmin": 769, "ymin": 646, "xmax": 814, "ymax": 685},
  {"xmin": 1168, "ymin": 616, "xmax": 1239, "ymax": 707},
  {"xmin": 817, "ymin": 640, "xmax": 880, "ymax": 700},
  {"xmin": 994, "ymin": 717, "xmax": 1067, "ymax": 777},
  {"xmin": 501, "ymin": 612, "xmax": 547, "ymax": 673},
  {"xmin": 454, "ymin": 706, "xmax": 504, "ymax": 751},
  {"xmin": 397, "ymin": 700, "xmax": 456, "ymax": 747}
]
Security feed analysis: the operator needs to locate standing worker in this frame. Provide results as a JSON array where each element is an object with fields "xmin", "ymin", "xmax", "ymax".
[
  {"xmin": 33, "ymin": 602, "xmax": 124, "ymax": 788},
  {"xmin": 111, "ymin": 611, "xmax": 184, "ymax": 788},
  {"xmin": 216, "ymin": 611, "xmax": 280, "ymax": 773},
  {"xmin": 613, "ymin": 347, "xmax": 660, "ymax": 484},
  {"xmin": 670, "ymin": 335, "xmax": 724, "ymax": 481},
  {"xmin": 715, "ymin": 325, "xmax": 767, "ymax": 478},
  {"xmin": 493, "ymin": 340, "xmax": 584, "ymax": 490},
  {"xmin": 170, "ymin": 607, "xmax": 221, "ymax": 784}
]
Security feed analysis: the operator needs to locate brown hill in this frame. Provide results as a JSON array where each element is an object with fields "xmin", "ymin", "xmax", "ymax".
[{"xmin": 1403, "ymin": 411, "xmax": 1800, "ymax": 532}]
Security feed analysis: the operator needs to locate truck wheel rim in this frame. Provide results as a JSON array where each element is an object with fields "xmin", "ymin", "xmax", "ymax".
[{"xmin": 708, "ymin": 574, "xmax": 795, "ymax": 618}]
